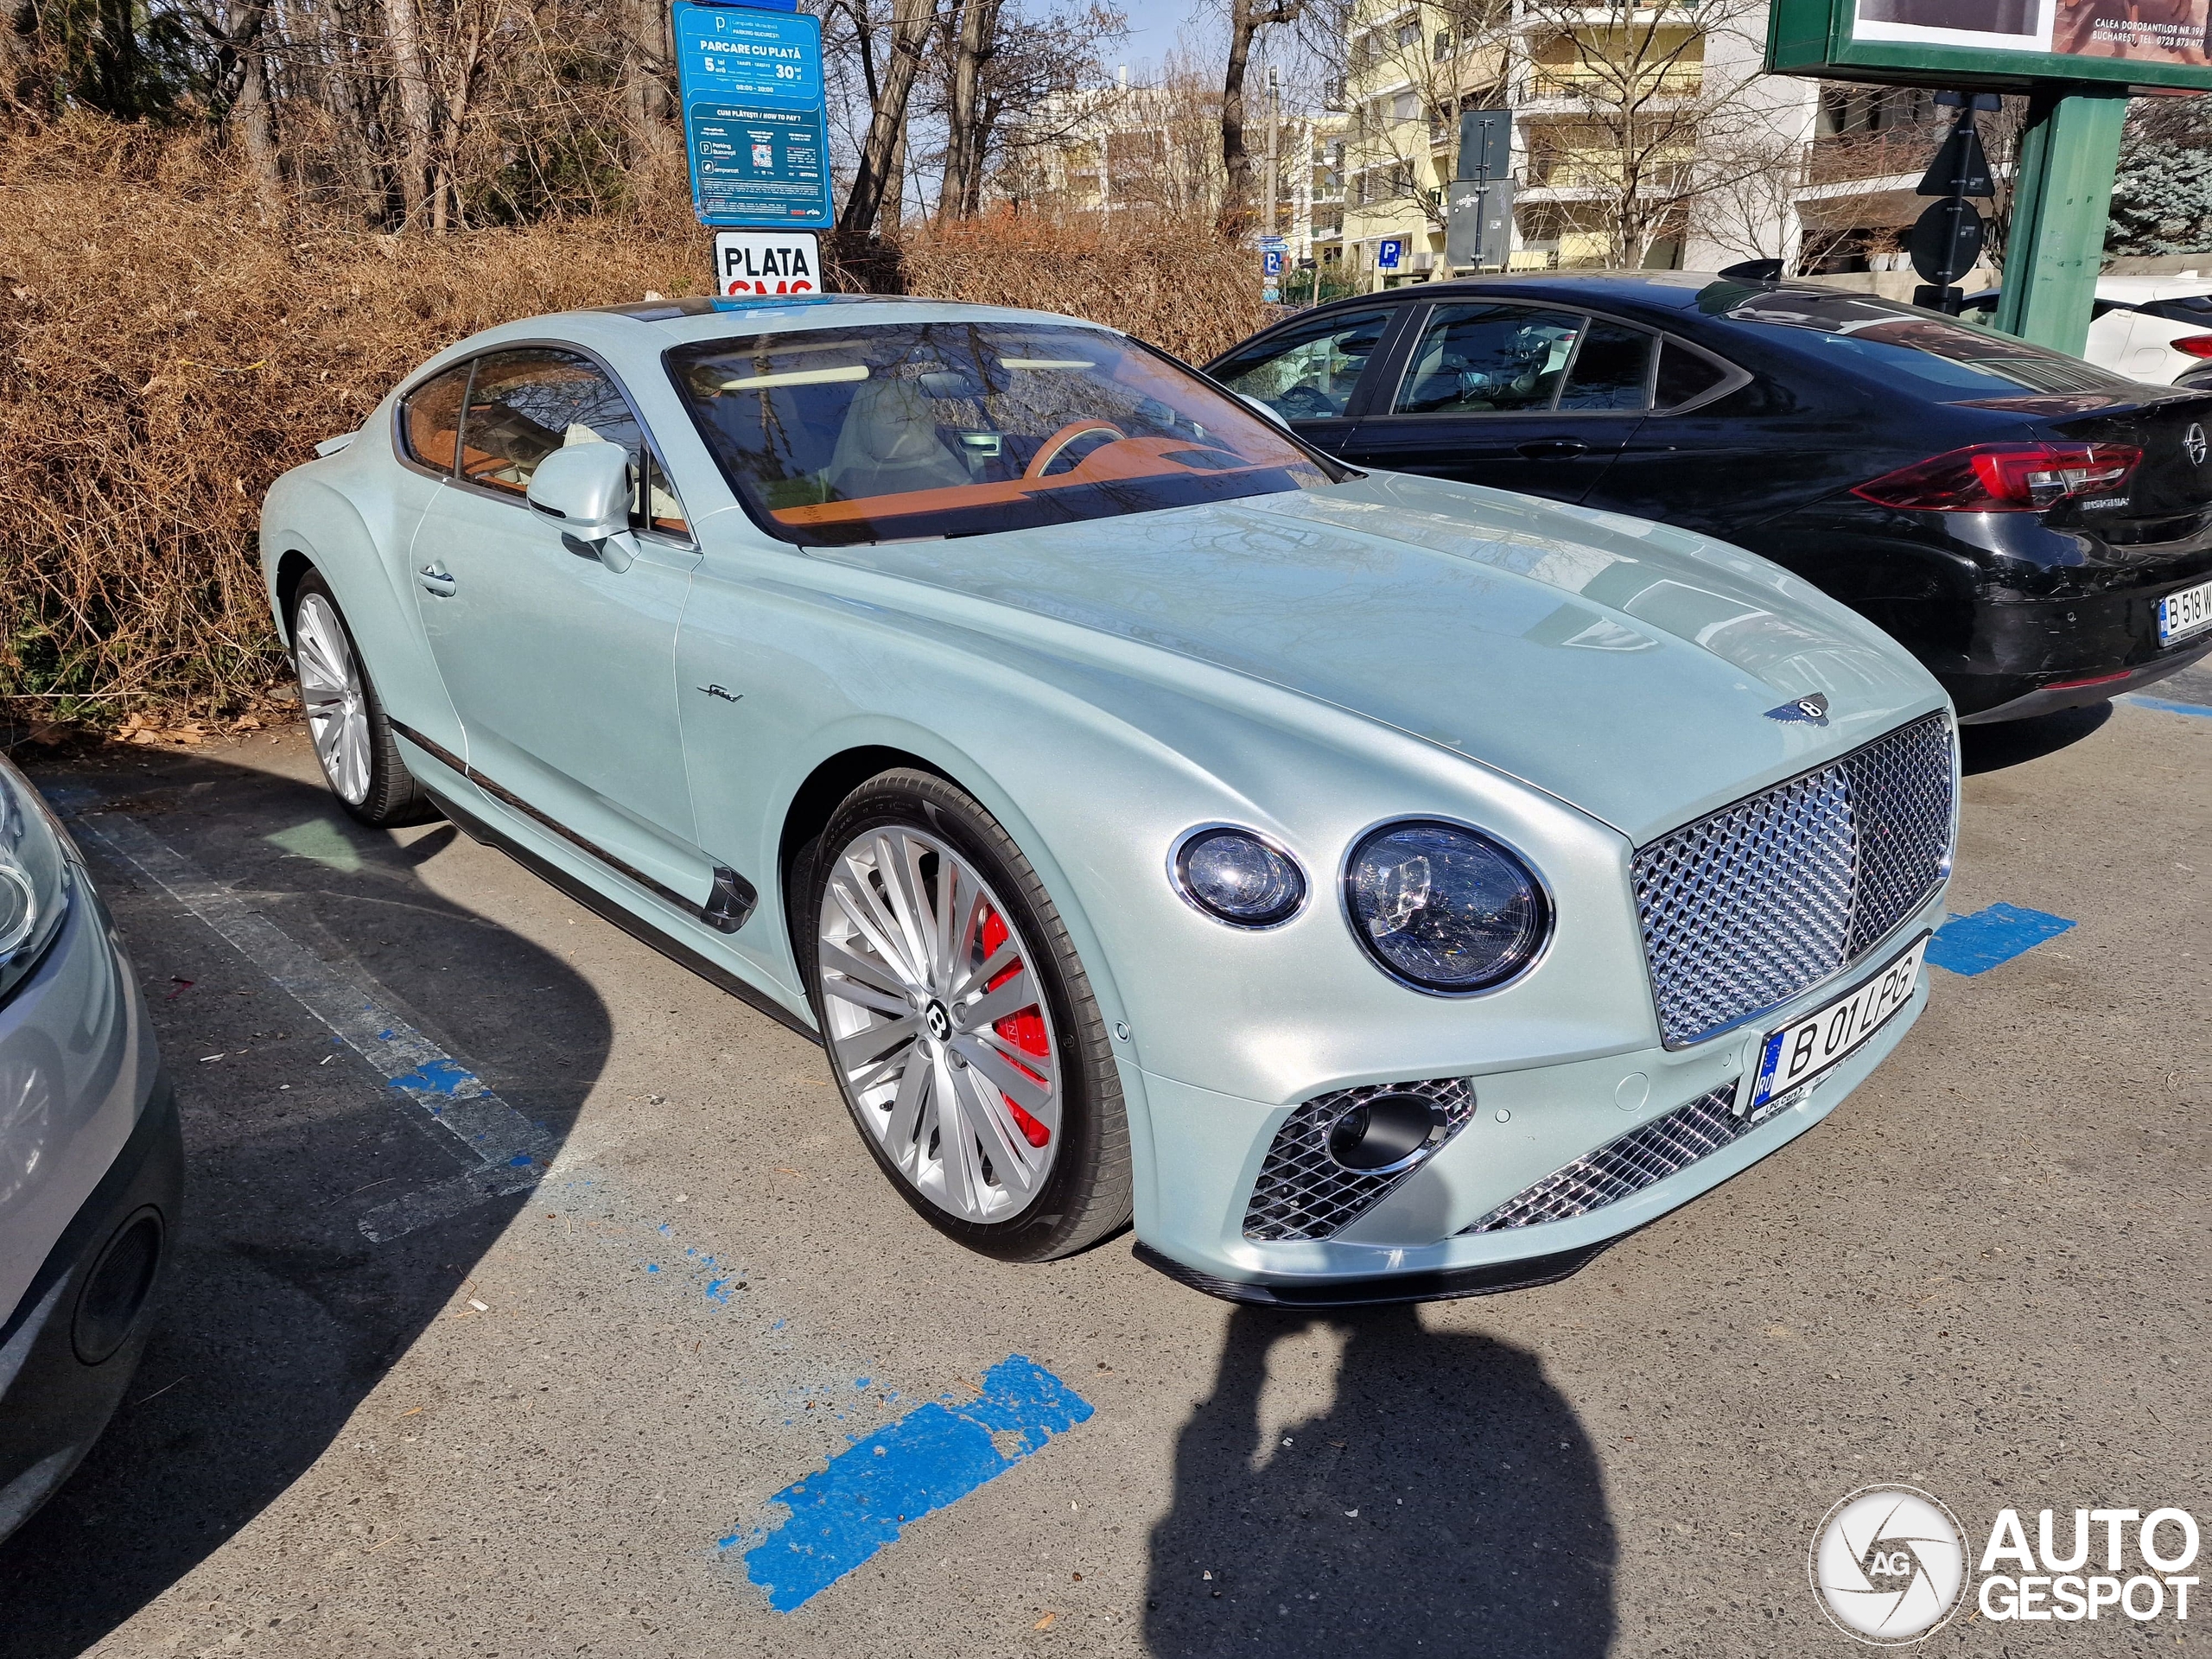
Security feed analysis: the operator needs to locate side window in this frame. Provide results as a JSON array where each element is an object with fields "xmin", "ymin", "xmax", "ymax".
[
  {"xmin": 636, "ymin": 450, "xmax": 690, "ymax": 539},
  {"xmin": 1212, "ymin": 308, "xmax": 1394, "ymax": 420},
  {"xmin": 1391, "ymin": 304, "xmax": 1586, "ymax": 415},
  {"xmin": 400, "ymin": 364, "xmax": 472, "ymax": 474},
  {"xmin": 1653, "ymin": 340, "xmax": 1733, "ymax": 410},
  {"xmin": 461, "ymin": 348, "xmax": 644, "ymax": 497},
  {"xmin": 1557, "ymin": 320, "xmax": 1656, "ymax": 410}
]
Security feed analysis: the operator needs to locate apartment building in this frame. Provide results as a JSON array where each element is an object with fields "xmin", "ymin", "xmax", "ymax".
[{"xmin": 1327, "ymin": 0, "xmax": 1947, "ymax": 283}]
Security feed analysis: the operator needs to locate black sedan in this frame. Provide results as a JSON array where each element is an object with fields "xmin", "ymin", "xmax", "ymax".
[{"xmin": 1206, "ymin": 274, "xmax": 2212, "ymax": 722}]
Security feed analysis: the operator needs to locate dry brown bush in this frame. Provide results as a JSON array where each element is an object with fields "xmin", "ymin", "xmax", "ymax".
[
  {"xmin": 0, "ymin": 120, "xmax": 1274, "ymax": 725},
  {"xmin": 895, "ymin": 212, "xmax": 1274, "ymax": 368}
]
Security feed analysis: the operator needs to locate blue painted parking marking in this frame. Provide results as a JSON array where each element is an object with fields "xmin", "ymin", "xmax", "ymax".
[
  {"xmin": 47, "ymin": 792, "xmax": 557, "ymax": 1240},
  {"xmin": 1926, "ymin": 903, "xmax": 2075, "ymax": 976},
  {"xmin": 2119, "ymin": 692, "xmax": 2212, "ymax": 720},
  {"xmin": 728, "ymin": 1355, "xmax": 1093, "ymax": 1611}
]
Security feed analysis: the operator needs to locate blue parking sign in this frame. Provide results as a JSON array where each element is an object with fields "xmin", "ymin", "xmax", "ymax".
[
  {"xmin": 1376, "ymin": 238, "xmax": 1403, "ymax": 270},
  {"xmin": 1262, "ymin": 249, "xmax": 1284, "ymax": 276},
  {"xmin": 674, "ymin": 0, "xmax": 832, "ymax": 229}
]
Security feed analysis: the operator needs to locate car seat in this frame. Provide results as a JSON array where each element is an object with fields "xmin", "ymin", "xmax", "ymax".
[{"xmin": 826, "ymin": 375, "xmax": 971, "ymax": 499}]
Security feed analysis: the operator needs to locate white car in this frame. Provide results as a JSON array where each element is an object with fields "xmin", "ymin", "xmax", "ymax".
[{"xmin": 1962, "ymin": 276, "xmax": 2212, "ymax": 385}]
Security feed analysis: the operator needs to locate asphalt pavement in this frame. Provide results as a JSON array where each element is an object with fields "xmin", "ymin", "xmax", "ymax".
[{"xmin": 0, "ymin": 683, "xmax": 2204, "ymax": 1658}]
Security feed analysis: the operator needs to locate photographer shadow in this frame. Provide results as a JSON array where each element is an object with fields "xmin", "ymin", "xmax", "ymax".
[
  {"xmin": 1146, "ymin": 1306, "xmax": 1615, "ymax": 1659},
  {"xmin": 0, "ymin": 748, "xmax": 608, "ymax": 1655}
]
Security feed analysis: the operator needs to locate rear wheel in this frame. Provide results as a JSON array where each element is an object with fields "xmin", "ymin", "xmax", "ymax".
[
  {"xmin": 289, "ymin": 569, "xmax": 435, "ymax": 828},
  {"xmin": 804, "ymin": 769, "xmax": 1131, "ymax": 1262}
]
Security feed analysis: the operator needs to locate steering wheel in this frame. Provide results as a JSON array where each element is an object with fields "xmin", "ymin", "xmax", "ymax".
[
  {"xmin": 1026, "ymin": 421, "xmax": 1128, "ymax": 479},
  {"xmin": 1275, "ymin": 385, "xmax": 1338, "ymax": 419}
]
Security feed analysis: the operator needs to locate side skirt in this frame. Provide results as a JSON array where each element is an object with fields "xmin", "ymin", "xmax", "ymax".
[
  {"xmin": 388, "ymin": 720, "xmax": 759, "ymax": 936},
  {"xmin": 420, "ymin": 783, "xmax": 821, "ymax": 1046}
]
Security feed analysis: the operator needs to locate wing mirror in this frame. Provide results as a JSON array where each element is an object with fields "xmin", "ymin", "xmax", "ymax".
[{"xmin": 526, "ymin": 443, "xmax": 634, "ymax": 569}]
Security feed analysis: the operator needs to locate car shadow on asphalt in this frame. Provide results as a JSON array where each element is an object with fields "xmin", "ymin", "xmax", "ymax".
[
  {"xmin": 1145, "ymin": 1306, "xmax": 1613, "ymax": 1659},
  {"xmin": 1960, "ymin": 702, "xmax": 2109, "ymax": 774},
  {"xmin": 0, "ymin": 749, "xmax": 605, "ymax": 1656}
]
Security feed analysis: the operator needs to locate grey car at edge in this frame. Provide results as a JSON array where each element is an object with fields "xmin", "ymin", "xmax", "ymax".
[{"xmin": 0, "ymin": 753, "xmax": 179, "ymax": 1541}]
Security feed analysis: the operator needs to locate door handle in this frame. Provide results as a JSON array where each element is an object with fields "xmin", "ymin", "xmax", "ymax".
[
  {"xmin": 417, "ymin": 564, "xmax": 457, "ymax": 597},
  {"xmin": 1516, "ymin": 439, "xmax": 1590, "ymax": 460}
]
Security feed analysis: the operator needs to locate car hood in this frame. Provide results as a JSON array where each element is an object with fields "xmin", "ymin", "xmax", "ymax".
[{"xmin": 817, "ymin": 471, "xmax": 1948, "ymax": 844}]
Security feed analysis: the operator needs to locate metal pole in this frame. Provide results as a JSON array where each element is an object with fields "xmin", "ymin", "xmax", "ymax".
[
  {"xmin": 1992, "ymin": 84, "xmax": 2128, "ymax": 356},
  {"xmin": 1266, "ymin": 65, "xmax": 1281, "ymax": 239}
]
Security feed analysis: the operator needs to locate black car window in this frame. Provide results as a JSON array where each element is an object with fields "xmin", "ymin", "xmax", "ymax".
[
  {"xmin": 1718, "ymin": 292, "xmax": 2133, "ymax": 397},
  {"xmin": 1211, "ymin": 307, "xmax": 1393, "ymax": 420},
  {"xmin": 1557, "ymin": 320, "xmax": 1656, "ymax": 410},
  {"xmin": 2140, "ymin": 295, "xmax": 2212, "ymax": 324},
  {"xmin": 1392, "ymin": 303, "xmax": 1586, "ymax": 414},
  {"xmin": 1654, "ymin": 340, "xmax": 1730, "ymax": 409},
  {"xmin": 460, "ymin": 347, "xmax": 688, "ymax": 537},
  {"xmin": 400, "ymin": 363, "xmax": 473, "ymax": 474}
]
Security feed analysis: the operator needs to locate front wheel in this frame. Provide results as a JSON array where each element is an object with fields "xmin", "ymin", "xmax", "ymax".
[
  {"xmin": 289, "ymin": 569, "xmax": 435, "ymax": 828},
  {"xmin": 803, "ymin": 769, "xmax": 1132, "ymax": 1262}
]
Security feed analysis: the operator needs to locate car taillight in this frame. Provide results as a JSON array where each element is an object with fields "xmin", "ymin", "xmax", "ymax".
[
  {"xmin": 2173, "ymin": 334, "xmax": 2212, "ymax": 359},
  {"xmin": 1853, "ymin": 442, "xmax": 2142, "ymax": 512}
]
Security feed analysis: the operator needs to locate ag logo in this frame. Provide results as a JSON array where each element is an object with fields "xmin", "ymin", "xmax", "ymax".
[
  {"xmin": 2187, "ymin": 423, "xmax": 2207, "ymax": 467},
  {"xmin": 1810, "ymin": 1485, "xmax": 1967, "ymax": 1645}
]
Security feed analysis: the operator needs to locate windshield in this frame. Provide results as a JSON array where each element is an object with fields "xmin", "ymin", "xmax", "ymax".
[
  {"xmin": 669, "ymin": 321, "xmax": 1343, "ymax": 546},
  {"xmin": 1716, "ymin": 291, "xmax": 2135, "ymax": 399}
]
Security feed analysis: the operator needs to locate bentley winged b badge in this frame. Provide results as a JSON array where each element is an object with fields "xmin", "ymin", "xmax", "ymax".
[{"xmin": 1764, "ymin": 692, "xmax": 1830, "ymax": 725}]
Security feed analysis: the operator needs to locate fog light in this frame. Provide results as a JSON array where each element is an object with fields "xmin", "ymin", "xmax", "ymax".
[
  {"xmin": 1325, "ymin": 1090, "xmax": 1447, "ymax": 1173},
  {"xmin": 73, "ymin": 1207, "xmax": 164, "ymax": 1365}
]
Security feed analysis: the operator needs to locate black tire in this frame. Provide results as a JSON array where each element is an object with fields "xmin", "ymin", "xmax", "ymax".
[
  {"xmin": 288, "ymin": 569, "xmax": 437, "ymax": 829},
  {"xmin": 801, "ymin": 768, "xmax": 1132, "ymax": 1262}
]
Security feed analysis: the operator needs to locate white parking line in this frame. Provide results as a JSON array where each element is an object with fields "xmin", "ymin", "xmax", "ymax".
[{"xmin": 51, "ymin": 791, "xmax": 556, "ymax": 1242}]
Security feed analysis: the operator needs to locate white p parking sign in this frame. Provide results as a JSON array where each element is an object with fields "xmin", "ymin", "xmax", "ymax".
[{"xmin": 714, "ymin": 231, "xmax": 821, "ymax": 296}]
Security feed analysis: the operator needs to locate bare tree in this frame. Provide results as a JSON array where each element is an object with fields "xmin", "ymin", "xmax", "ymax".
[
  {"xmin": 838, "ymin": 0, "xmax": 939, "ymax": 237},
  {"xmin": 1498, "ymin": 0, "xmax": 1789, "ymax": 268},
  {"xmin": 1221, "ymin": 0, "xmax": 1307, "ymax": 230}
]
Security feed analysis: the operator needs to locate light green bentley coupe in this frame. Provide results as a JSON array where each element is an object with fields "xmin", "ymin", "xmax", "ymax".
[{"xmin": 259, "ymin": 295, "xmax": 1956, "ymax": 1305}]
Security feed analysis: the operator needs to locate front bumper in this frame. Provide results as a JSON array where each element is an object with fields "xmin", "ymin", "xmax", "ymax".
[
  {"xmin": 1128, "ymin": 895, "xmax": 1941, "ymax": 1303},
  {"xmin": 0, "ymin": 1067, "xmax": 179, "ymax": 1539}
]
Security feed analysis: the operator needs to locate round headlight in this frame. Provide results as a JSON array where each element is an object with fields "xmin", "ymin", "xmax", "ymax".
[
  {"xmin": 1344, "ymin": 821, "xmax": 1549, "ymax": 993},
  {"xmin": 1173, "ymin": 827, "xmax": 1306, "ymax": 927},
  {"xmin": 0, "ymin": 760, "xmax": 71, "ymax": 1005}
]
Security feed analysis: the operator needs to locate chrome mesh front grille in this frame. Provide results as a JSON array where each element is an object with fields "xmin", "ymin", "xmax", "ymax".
[
  {"xmin": 1463, "ymin": 1083, "xmax": 1746, "ymax": 1233},
  {"xmin": 1243, "ymin": 1077, "xmax": 1474, "ymax": 1243},
  {"xmin": 1633, "ymin": 714, "xmax": 1954, "ymax": 1047}
]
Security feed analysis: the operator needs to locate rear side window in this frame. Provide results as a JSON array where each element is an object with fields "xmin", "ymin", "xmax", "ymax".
[
  {"xmin": 400, "ymin": 365, "xmax": 472, "ymax": 474},
  {"xmin": 1211, "ymin": 307, "xmax": 1393, "ymax": 420},
  {"xmin": 1557, "ymin": 321, "xmax": 1656, "ymax": 410},
  {"xmin": 1393, "ymin": 303, "xmax": 1587, "ymax": 413},
  {"xmin": 1654, "ymin": 340, "xmax": 1731, "ymax": 409},
  {"xmin": 1719, "ymin": 292, "xmax": 2133, "ymax": 397}
]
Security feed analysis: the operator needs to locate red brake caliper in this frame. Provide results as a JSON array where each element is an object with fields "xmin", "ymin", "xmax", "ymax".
[{"xmin": 979, "ymin": 909, "xmax": 1051, "ymax": 1148}]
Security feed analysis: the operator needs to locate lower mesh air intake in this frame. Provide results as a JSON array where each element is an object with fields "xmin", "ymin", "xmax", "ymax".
[
  {"xmin": 1243, "ymin": 1077, "xmax": 1474, "ymax": 1243},
  {"xmin": 1462, "ymin": 1082, "xmax": 1750, "ymax": 1233}
]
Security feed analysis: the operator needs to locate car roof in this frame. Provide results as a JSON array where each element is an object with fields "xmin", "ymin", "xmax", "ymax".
[
  {"xmin": 398, "ymin": 293, "xmax": 1130, "ymax": 391},
  {"xmin": 567, "ymin": 292, "xmax": 1113, "ymax": 343},
  {"xmin": 1261, "ymin": 271, "xmax": 1869, "ymax": 327},
  {"xmin": 2095, "ymin": 274, "xmax": 2212, "ymax": 299}
]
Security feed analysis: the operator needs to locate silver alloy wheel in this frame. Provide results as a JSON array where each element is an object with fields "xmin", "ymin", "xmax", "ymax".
[
  {"xmin": 817, "ymin": 825, "xmax": 1061, "ymax": 1224},
  {"xmin": 295, "ymin": 592, "xmax": 372, "ymax": 806}
]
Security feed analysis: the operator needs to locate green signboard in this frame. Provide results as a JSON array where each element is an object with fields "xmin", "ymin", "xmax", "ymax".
[{"xmin": 1768, "ymin": 0, "xmax": 2212, "ymax": 90}]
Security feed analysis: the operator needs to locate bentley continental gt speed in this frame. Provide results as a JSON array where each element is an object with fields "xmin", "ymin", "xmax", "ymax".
[{"xmin": 259, "ymin": 295, "xmax": 1956, "ymax": 1305}]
